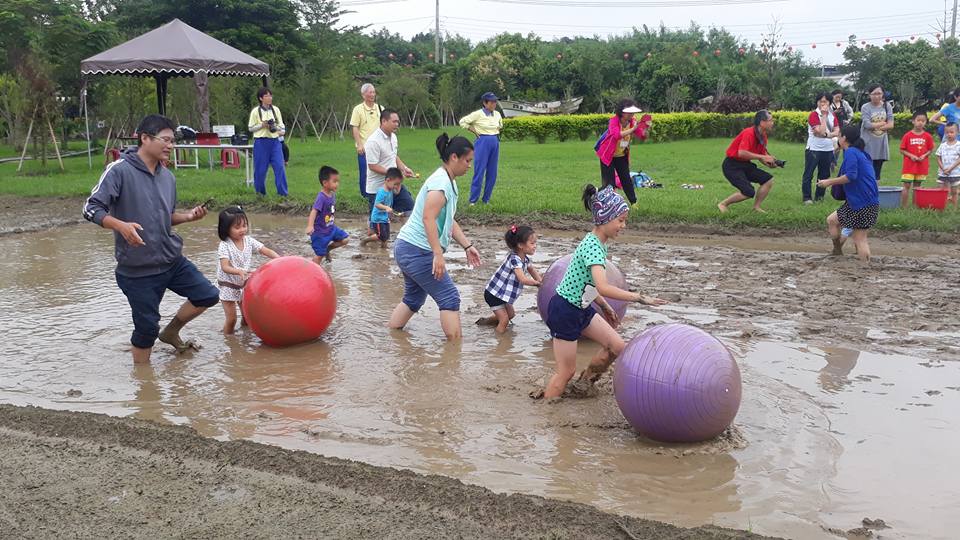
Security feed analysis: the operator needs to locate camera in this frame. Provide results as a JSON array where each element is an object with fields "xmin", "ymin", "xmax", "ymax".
[
  {"xmin": 774, "ymin": 159, "xmax": 786, "ymax": 168},
  {"xmin": 267, "ymin": 118, "xmax": 277, "ymax": 133}
]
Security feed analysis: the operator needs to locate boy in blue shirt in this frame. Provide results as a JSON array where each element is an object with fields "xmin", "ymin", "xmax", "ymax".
[
  {"xmin": 361, "ymin": 167, "xmax": 402, "ymax": 248},
  {"xmin": 305, "ymin": 166, "xmax": 348, "ymax": 263}
]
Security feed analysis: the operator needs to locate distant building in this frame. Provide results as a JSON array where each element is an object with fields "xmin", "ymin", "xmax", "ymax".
[{"xmin": 815, "ymin": 65, "xmax": 856, "ymax": 89}]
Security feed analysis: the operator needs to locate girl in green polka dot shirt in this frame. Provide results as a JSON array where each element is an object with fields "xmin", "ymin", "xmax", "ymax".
[{"xmin": 540, "ymin": 185, "xmax": 668, "ymax": 400}]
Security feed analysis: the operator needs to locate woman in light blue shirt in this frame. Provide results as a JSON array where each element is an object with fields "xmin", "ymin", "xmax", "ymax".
[{"xmin": 389, "ymin": 133, "xmax": 482, "ymax": 339}]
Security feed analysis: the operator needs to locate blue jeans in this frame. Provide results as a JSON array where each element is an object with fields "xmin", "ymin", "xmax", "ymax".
[
  {"xmin": 253, "ymin": 137, "xmax": 288, "ymax": 196},
  {"xmin": 365, "ymin": 184, "xmax": 415, "ymax": 218},
  {"xmin": 470, "ymin": 135, "xmax": 500, "ymax": 203},
  {"xmin": 115, "ymin": 257, "xmax": 219, "ymax": 348},
  {"xmin": 394, "ymin": 239, "xmax": 460, "ymax": 312},
  {"xmin": 802, "ymin": 149, "xmax": 831, "ymax": 201},
  {"xmin": 358, "ymin": 153, "xmax": 368, "ymax": 197}
]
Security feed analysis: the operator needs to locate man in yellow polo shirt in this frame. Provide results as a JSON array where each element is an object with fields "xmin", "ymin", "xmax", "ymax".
[
  {"xmin": 459, "ymin": 92, "xmax": 503, "ymax": 205},
  {"xmin": 350, "ymin": 83, "xmax": 382, "ymax": 198}
]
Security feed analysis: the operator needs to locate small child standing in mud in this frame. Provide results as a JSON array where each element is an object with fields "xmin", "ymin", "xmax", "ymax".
[
  {"xmin": 216, "ymin": 206, "xmax": 279, "ymax": 334},
  {"xmin": 477, "ymin": 225, "xmax": 543, "ymax": 333},
  {"xmin": 361, "ymin": 167, "xmax": 402, "ymax": 248},
  {"xmin": 537, "ymin": 185, "xmax": 668, "ymax": 400},
  {"xmin": 306, "ymin": 166, "xmax": 349, "ymax": 263}
]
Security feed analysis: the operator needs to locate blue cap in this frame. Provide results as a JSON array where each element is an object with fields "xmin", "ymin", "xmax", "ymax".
[{"xmin": 481, "ymin": 92, "xmax": 498, "ymax": 102}]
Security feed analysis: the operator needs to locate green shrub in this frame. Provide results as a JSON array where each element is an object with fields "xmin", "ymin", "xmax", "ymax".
[{"xmin": 501, "ymin": 111, "xmax": 940, "ymax": 144}]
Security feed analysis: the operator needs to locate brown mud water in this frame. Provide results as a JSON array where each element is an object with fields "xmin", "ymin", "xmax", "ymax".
[{"xmin": 0, "ymin": 208, "xmax": 958, "ymax": 539}]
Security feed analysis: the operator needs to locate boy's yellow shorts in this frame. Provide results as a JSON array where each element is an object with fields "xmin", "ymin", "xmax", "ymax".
[{"xmin": 901, "ymin": 174, "xmax": 926, "ymax": 182}]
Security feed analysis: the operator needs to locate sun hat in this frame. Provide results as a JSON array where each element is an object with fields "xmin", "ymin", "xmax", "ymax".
[
  {"xmin": 622, "ymin": 105, "xmax": 642, "ymax": 113},
  {"xmin": 481, "ymin": 92, "xmax": 499, "ymax": 101}
]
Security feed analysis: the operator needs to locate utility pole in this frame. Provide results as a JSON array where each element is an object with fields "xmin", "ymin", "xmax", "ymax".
[
  {"xmin": 953, "ymin": 0, "xmax": 958, "ymax": 38},
  {"xmin": 435, "ymin": 0, "xmax": 441, "ymax": 64}
]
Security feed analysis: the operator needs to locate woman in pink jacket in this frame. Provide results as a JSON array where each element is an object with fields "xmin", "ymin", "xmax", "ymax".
[{"xmin": 596, "ymin": 99, "xmax": 643, "ymax": 204}]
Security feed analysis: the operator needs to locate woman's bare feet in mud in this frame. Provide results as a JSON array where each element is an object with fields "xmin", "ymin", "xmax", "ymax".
[
  {"xmin": 158, "ymin": 326, "xmax": 201, "ymax": 353},
  {"xmin": 831, "ymin": 238, "xmax": 845, "ymax": 256},
  {"xmin": 753, "ymin": 206, "xmax": 767, "ymax": 214}
]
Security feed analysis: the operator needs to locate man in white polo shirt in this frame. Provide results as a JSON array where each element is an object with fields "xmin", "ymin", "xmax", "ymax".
[{"xmin": 365, "ymin": 108, "xmax": 415, "ymax": 216}]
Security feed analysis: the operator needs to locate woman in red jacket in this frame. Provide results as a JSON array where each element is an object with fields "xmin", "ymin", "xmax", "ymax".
[{"xmin": 596, "ymin": 99, "xmax": 643, "ymax": 204}]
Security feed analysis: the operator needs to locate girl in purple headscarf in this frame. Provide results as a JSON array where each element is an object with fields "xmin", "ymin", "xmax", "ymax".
[{"xmin": 537, "ymin": 185, "xmax": 668, "ymax": 400}]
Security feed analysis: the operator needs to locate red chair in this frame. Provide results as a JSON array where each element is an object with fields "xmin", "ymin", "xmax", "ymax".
[
  {"xmin": 104, "ymin": 148, "xmax": 121, "ymax": 166},
  {"xmin": 221, "ymin": 148, "xmax": 240, "ymax": 169}
]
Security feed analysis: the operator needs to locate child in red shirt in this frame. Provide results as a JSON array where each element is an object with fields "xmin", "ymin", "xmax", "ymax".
[{"xmin": 899, "ymin": 112, "xmax": 935, "ymax": 207}]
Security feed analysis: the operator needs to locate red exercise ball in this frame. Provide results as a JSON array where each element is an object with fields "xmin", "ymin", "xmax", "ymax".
[{"xmin": 241, "ymin": 256, "xmax": 336, "ymax": 347}]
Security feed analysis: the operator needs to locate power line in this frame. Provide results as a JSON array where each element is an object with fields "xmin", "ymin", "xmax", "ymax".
[
  {"xmin": 441, "ymin": 10, "xmax": 939, "ymax": 31},
  {"xmin": 477, "ymin": 0, "xmax": 785, "ymax": 6}
]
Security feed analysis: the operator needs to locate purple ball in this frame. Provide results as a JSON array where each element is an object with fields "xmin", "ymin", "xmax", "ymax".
[
  {"xmin": 536, "ymin": 254, "xmax": 628, "ymax": 324},
  {"xmin": 614, "ymin": 324, "xmax": 742, "ymax": 443}
]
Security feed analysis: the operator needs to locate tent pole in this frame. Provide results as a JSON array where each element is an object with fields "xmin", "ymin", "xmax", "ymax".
[
  {"xmin": 82, "ymin": 80, "xmax": 92, "ymax": 169},
  {"xmin": 155, "ymin": 74, "xmax": 169, "ymax": 116}
]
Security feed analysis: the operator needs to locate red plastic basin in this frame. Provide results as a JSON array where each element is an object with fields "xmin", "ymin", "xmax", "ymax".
[{"xmin": 914, "ymin": 188, "xmax": 948, "ymax": 211}]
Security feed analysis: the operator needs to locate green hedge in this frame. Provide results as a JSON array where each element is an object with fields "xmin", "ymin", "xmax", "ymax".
[{"xmin": 502, "ymin": 111, "xmax": 931, "ymax": 144}]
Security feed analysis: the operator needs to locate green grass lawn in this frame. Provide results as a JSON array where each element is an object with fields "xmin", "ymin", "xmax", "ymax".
[{"xmin": 2, "ymin": 129, "xmax": 958, "ymax": 233}]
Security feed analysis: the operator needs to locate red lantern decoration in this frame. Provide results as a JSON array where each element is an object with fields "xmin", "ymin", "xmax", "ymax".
[
  {"xmin": 937, "ymin": 32, "xmax": 942, "ymax": 39},
  {"xmin": 787, "ymin": 46, "xmax": 793, "ymax": 52},
  {"xmin": 811, "ymin": 43, "xmax": 817, "ymax": 48},
  {"xmin": 885, "ymin": 38, "xmax": 891, "ymax": 43},
  {"xmin": 836, "ymin": 42, "xmax": 842, "ymax": 47},
  {"xmin": 692, "ymin": 50, "xmax": 700, "ymax": 57},
  {"xmin": 713, "ymin": 49, "xmax": 721, "ymax": 56},
  {"xmin": 910, "ymin": 35, "xmax": 916, "ymax": 40},
  {"xmin": 738, "ymin": 47, "xmax": 745, "ymax": 55},
  {"xmin": 762, "ymin": 47, "xmax": 768, "ymax": 53}
]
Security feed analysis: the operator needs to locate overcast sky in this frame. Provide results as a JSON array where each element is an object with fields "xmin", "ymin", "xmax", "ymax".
[{"xmin": 338, "ymin": 0, "xmax": 953, "ymax": 65}]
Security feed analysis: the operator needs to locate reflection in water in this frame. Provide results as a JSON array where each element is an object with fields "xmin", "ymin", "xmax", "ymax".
[
  {"xmin": 1, "ymin": 215, "xmax": 959, "ymax": 539},
  {"xmin": 818, "ymin": 347, "xmax": 860, "ymax": 394}
]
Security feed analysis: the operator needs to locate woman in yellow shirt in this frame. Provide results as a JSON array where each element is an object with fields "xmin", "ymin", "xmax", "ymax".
[
  {"xmin": 247, "ymin": 87, "xmax": 287, "ymax": 196},
  {"xmin": 459, "ymin": 92, "xmax": 503, "ymax": 205}
]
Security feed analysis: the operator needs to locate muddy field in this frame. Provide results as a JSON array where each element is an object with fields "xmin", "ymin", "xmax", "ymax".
[{"xmin": 1, "ymin": 196, "xmax": 958, "ymax": 539}]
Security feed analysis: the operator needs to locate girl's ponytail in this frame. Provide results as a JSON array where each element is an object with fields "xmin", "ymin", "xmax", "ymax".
[{"xmin": 581, "ymin": 184, "xmax": 598, "ymax": 212}]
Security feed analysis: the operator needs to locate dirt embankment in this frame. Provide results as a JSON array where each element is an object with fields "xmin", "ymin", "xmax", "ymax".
[
  {"xmin": 0, "ymin": 405, "xmax": 774, "ymax": 540},
  {"xmin": 7, "ymin": 194, "xmax": 958, "ymax": 244}
]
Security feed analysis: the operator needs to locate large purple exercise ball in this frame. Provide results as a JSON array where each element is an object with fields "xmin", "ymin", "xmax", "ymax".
[
  {"xmin": 536, "ymin": 254, "xmax": 628, "ymax": 323},
  {"xmin": 613, "ymin": 323, "xmax": 742, "ymax": 443}
]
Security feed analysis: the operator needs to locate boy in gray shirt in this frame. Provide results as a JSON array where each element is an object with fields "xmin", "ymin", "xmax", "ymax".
[{"xmin": 84, "ymin": 114, "xmax": 218, "ymax": 363}]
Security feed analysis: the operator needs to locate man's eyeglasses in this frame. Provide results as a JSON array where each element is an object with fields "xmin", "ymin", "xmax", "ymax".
[{"xmin": 147, "ymin": 134, "xmax": 176, "ymax": 145}]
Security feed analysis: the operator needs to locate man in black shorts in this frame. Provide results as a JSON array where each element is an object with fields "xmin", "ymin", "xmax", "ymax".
[{"xmin": 718, "ymin": 110, "xmax": 782, "ymax": 213}]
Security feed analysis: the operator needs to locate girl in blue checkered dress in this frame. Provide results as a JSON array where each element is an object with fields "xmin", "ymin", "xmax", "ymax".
[{"xmin": 480, "ymin": 225, "xmax": 542, "ymax": 333}]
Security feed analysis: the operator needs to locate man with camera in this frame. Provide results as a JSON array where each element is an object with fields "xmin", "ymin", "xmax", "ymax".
[
  {"xmin": 248, "ymin": 87, "xmax": 287, "ymax": 196},
  {"xmin": 718, "ymin": 109, "xmax": 782, "ymax": 214}
]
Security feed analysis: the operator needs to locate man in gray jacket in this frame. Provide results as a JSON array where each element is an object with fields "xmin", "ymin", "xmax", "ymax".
[{"xmin": 84, "ymin": 114, "xmax": 218, "ymax": 363}]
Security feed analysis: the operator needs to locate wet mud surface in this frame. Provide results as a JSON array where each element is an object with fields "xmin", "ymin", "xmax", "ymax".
[
  {"xmin": 0, "ymin": 405, "xmax": 772, "ymax": 539},
  {"xmin": 1, "ymin": 199, "xmax": 958, "ymax": 539}
]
